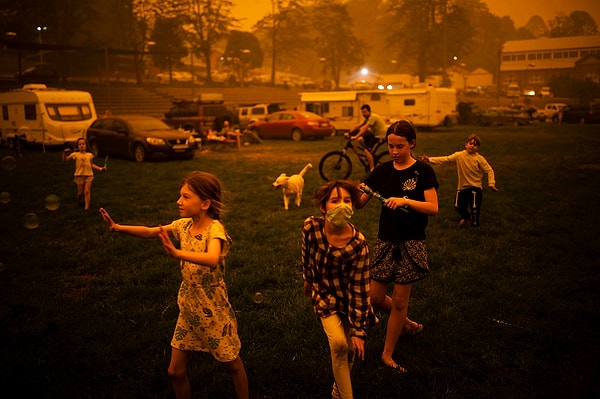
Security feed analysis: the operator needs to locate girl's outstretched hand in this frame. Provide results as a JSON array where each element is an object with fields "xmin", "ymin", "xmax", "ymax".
[
  {"xmin": 99, "ymin": 208, "xmax": 118, "ymax": 231},
  {"xmin": 158, "ymin": 225, "xmax": 178, "ymax": 258}
]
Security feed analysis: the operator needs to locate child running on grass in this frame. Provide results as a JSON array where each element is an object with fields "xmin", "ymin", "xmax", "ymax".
[
  {"xmin": 62, "ymin": 137, "xmax": 105, "ymax": 210},
  {"xmin": 421, "ymin": 133, "xmax": 499, "ymax": 227},
  {"xmin": 99, "ymin": 171, "xmax": 248, "ymax": 399},
  {"xmin": 302, "ymin": 180, "xmax": 377, "ymax": 399}
]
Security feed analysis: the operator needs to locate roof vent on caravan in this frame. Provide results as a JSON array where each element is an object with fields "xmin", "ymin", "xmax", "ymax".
[{"xmin": 22, "ymin": 84, "xmax": 48, "ymax": 91}]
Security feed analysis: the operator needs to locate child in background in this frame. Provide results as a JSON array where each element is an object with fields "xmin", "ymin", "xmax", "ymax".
[
  {"xmin": 99, "ymin": 171, "xmax": 248, "ymax": 399},
  {"xmin": 302, "ymin": 180, "xmax": 377, "ymax": 399},
  {"xmin": 62, "ymin": 137, "xmax": 105, "ymax": 210},
  {"xmin": 421, "ymin": 133, "xmax": 498, "ymax": 227}
]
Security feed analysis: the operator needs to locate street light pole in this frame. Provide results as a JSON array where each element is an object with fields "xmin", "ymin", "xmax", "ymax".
[{"xmin": 36, "ymin": 26, "xmax": 47, "ymax": 63}]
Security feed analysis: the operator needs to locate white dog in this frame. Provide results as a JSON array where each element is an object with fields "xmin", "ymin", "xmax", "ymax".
[{"xmin": 272, "ymin": 163, "xmax": 312, "ymax": 210}]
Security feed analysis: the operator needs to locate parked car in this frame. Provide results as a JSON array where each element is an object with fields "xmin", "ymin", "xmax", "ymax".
[
  {"xmin": 247, "ymin": 110, "xmax": 334, "ymax": 141},
  {"xmin": 539, "ymin": 86, "xmax": 552, "ymax": 98},
  {"xmin": 162, "ymin": 94, "xmax": 239, "ymax": 136},
  {"xmin": 154, "ymin": 71, "xmax": 194, "ymax": 83},
  {"xmin": 540, "ymin": 103, "xmax": 568, "ymax": 123},
  {"xmin": 15, "ymin": 64, "xmax": 59, "ymax": 85},
  {"xmin": 561, "ymin": 103, "xmax": 600, "ymax": 124},
  {"xmin": 86, "ymin": 115, "xmax": 196, "ymax": 162},
  {"xmin": 476, "ymin": 107, "xmax": 531, "ymax": 126},
  {"xmin": 506, "ymin": 84, "xmax": 520, "ymax": 98},
  {"xmin": 237, "ymin": 102, "xmax": 284, "ymax": 129}
]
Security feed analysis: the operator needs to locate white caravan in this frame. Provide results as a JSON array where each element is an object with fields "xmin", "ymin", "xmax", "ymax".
[
  {"xmin": 385, "ymin": 87, "xmax": 457, "ymax": 128},
  {"xmin": 299, "ymin": 87, "xmax": 456, "ymax": 132},
  {"xmin": 0, "ymin": 84, "xmax": 97, "ymax": 148}
]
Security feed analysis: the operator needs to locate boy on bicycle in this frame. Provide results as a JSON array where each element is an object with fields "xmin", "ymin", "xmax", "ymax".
[{"xmin": 345, "ymin": 104, "xmax": 387, "ymax": 172}]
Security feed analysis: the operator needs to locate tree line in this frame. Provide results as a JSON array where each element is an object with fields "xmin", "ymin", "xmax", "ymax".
[{"xmin": 1, "ymin": 0, "xmax": 597, "ymax": 87}]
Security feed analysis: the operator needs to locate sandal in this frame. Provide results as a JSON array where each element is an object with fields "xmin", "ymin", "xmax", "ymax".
[{"xmin": 383, "ymin": 360, "xmax": 408, "ymax": 375}]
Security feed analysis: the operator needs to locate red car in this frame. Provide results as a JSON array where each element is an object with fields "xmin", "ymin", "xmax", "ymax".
[{"xmin": 247, "ymin": 110, "xmax": 334, "ymax": 141}]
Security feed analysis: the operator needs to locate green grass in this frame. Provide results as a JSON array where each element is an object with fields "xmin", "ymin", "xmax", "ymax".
[{"xmin": 1, "ymin": 123, "xmax": 599, "ymax": 398}]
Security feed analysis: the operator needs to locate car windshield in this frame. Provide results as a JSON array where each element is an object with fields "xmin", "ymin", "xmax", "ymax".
[{"xmin": 128, "ymin": 118, "xmax": 171, "ymax": 131}]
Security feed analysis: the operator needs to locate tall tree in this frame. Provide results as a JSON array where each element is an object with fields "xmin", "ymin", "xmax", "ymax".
[
  {"xmin": 309, "ymin": 2, "xmax": 366, "ymax": 89},
  {"xmin": 548, "ymin": 11, "xmax": 598, "ymax": 37},
  {"xmin": 157, "ymin": 0, "xmax": 237, "ymax": 83},
  {"xmin": 222, "ymin": 31, "xmax": 264, "ymax": 85},
  {"xmin": 386, "ymin": 0, "xmax": 474, "ymax": 83},
  {"xmin": 254, "ymin": 1, "xmax": 307, "ymax": 86}
]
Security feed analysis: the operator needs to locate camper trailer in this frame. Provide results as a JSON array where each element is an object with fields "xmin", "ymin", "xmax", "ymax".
[
  {"xmin": 386, "ymin": 87, "xmax": 457, "ymax": 128},
  {"xmin": 0, "ymin": 84, "xmax": 97, "ymax": 148},
  {"xmin": 299, "ymin": 90, "xmax": 390, "ymax": 134},
  {"xmin": 299, "ymin": 87, "xmax": 456, "ymax": 132}
]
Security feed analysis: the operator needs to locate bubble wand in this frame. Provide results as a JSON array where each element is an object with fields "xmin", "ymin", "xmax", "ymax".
[
  {"xmin": 103, "ymin": 156, "xmax": 108, "ymax": 170},
  {"xmin": 361, "ymin": 185, "xmax": 409, "ymax": 213}
]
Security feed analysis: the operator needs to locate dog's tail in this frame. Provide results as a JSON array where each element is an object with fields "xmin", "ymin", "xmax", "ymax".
[{"xmin": 298, "ymin": 163, "xmax": 313, "ymax": 177}]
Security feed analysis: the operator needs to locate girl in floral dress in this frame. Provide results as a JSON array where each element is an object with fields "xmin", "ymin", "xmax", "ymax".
[{"xmin": 99, "ymin": 171, "xmax": 248, "ymax": 399}]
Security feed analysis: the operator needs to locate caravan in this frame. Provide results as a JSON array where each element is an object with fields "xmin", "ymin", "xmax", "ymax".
[
  {"xmin": 299, "ymin": 90, "xmax": 390, "ymax": 134},
  {"xmin": 386, "ymin": 87, "xmax": 457, "ymax": 128},
  {"xmin": 299, "ymin": 87, "xmax": 456, "ymax": 133},
  {"xmin": 0, "ymin": 84, "xmax": 97, "ymax": 148}
]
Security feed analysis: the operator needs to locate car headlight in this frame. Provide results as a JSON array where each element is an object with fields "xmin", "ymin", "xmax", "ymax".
[{"xmin": 146, "ymin": 137, "xmax": 166, "ymax": 145}]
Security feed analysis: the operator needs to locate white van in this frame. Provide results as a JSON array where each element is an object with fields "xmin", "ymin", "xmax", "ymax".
[{"xmin": 0, "ymin": 84, "xmax": 97, "ymax": 148}]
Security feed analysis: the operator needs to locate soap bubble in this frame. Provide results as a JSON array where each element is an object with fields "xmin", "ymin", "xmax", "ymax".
[
  {"xmin": 24, "ymin": 213, "xmax": 40, "ymax": 229},
  {"xmin": 2, "ymin": 155, "xmax": 17, "ymax": 171},
  {"xmin": 253, "ymin": 292, "xmax": 264, "ymax": 304},
  {"xmin": 0, "ymin": 191, "xmax": 10, "ymax": 204},
  {"xmin": 44, "ymin": 194, "xmax": 61, "ymax": 211}
]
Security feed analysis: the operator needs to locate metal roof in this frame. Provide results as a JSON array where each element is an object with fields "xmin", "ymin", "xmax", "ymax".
[{"xmin": 503, "ymin": 36, "xmax": 600, "ymax": 53}]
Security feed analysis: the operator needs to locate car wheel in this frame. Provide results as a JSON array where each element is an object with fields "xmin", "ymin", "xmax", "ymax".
[
  {"xmin": 89, "ymin": 140, "xmax": 101, "ymax": 157},
  {"xmin": 133, "ymin": 144, "xmax": 147, "ymax": 162},
  {"xmin": 291, "ymin": 128, "xmax": 303, "ymax": 141}
]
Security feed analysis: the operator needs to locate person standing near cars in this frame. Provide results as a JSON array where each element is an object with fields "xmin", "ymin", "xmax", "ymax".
[
  {"xmin": 62, "ymin": 137, "xmax": 105, "ymax": 210},
  {"xmin": 346, "ymin": 104, "xmax": 387, "ymax": 171}
]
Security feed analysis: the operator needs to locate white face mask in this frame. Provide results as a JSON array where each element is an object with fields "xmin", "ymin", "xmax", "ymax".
[{"xmin": 326, "ymin": 203, "xmax": 354, "ymax": 227}]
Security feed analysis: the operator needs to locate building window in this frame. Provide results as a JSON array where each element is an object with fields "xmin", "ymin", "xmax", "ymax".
[
  {"xmin": 554, "ymin": 52, "xmax": 563, "ymax": 59},
  {"xmin": 581, "ymin": 50, "xmax": 589, "ymax": 57},
  {"xmin": 517, "ymin": 54, "xmax": 526, "ymax": 60},
  {"xmin": 528, "ymin": 54, "xmax": 536, "ymax": 60},
  {"xmin": 569, "ymin": 51, "xmax": 578, "ymax": 57},
  {"xmin": 502, "ymin": 55, "xmax": 511, "ymax": 62},
  {"xmin": 543, "ymin": 53, "xmax": 551, "ymax": 59}
]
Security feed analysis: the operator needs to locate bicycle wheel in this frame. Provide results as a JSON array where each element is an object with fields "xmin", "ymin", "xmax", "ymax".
[{"xmin": 319, "ymin": 151, "xmax": 352, "ymax": 181}]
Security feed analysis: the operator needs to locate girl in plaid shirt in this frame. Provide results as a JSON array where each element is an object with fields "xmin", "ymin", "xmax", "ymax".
[{"xmin": 302, "ymin": 180, "xmax": 377, "ymax": 399}]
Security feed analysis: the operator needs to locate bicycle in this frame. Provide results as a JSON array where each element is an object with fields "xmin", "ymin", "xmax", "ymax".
[{"xmin": 318, "ymin": 134, "xmax": 390, "ymax": 181}]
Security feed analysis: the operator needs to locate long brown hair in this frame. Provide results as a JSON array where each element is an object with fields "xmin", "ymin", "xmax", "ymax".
[{"xmin": 182, "ymin": 171, "xmax": 225, "ymax": 220}]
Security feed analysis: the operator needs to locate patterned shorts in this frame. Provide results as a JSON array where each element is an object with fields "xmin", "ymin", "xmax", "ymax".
[{"xmin": 370, "ymin": 239, "xmax": 429, "ymax": 284}]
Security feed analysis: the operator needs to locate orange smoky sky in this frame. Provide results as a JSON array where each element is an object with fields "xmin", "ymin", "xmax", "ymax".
[{"xmin": 230, "ymin": 0, "xmax": 600, "ymax": 31}]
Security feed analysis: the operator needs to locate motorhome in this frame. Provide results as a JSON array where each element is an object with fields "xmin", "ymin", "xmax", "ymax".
[
  {"xmin": 0, "ymin": 84, "xmax": 97, "ymax": 148},
  {"xmin": 385, "ymin": 87, "xmax": 457, "ymax": 128},
  {"xmin": 299, "ymin": 87, "xmax": 456, "ymax": 133}
]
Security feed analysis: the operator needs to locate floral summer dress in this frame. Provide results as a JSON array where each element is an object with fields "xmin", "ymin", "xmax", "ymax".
[{"xmin": 169, "ymin": 218, "xmax": 241, "ymax": 362}]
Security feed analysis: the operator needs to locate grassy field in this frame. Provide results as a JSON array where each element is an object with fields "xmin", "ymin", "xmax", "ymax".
[{"xmin": 1, "ymin": 123, "xmax": 599, "ymax": 399}]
